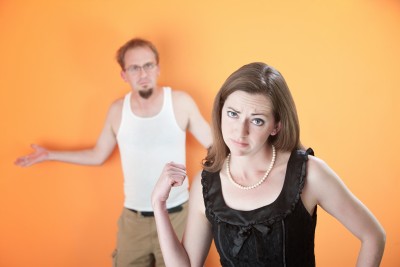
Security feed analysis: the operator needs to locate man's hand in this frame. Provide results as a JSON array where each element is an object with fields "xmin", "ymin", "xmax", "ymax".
[{"xmin": 15, "ymin": 144, "xmax": 49, "ymax": 167}]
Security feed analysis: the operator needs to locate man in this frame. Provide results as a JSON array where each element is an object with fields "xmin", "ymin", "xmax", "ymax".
[{"xmin": 15, "ymin": 38, "xmax": 212, "ymax": 267}]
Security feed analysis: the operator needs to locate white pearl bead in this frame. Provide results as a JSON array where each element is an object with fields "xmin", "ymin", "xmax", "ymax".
[{"xmin": 226, "ymin": 145, "xmax": 276, "ymax": 190}]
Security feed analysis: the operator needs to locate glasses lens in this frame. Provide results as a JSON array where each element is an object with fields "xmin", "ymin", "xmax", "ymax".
[
  {"xmin": 144, "ymin": 63, "xmax": 155, "ymax": 71},
  {"xmin": 126, "ymin": 63, "xmax": 156, "ymax": 74}
]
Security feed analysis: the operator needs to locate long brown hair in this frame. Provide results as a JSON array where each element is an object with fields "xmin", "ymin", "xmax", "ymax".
[{"xmin": 203, "ymin": 62, "xmax": 302, "ymax": 172}]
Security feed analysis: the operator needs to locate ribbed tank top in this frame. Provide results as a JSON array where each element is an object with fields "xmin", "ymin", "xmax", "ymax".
[{"xmin": 117, "ymin": 87, "xmax": 188, "ymax": 211}]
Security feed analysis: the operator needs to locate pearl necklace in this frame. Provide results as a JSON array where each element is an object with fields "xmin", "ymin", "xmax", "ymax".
[{"xmin": 226, "ymin": 145, "xmax": 276, "ymax": 190}]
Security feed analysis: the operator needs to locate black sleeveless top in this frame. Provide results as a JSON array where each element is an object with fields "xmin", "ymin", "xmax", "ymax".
[{"xmin": 202, "ymin": 149, "xmax": 317, "ymax": 267}]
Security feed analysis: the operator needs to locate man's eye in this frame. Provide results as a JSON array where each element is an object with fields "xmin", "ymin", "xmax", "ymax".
[
  {"xmin": 127, "ymin": 66, "xmax": 140, "ymax": 72},
  {"xmin": 144, "ymin": 63, "xmax": 155, "ymax": 70}
]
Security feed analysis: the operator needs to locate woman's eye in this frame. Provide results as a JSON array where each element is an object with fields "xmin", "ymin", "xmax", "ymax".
[
  {"xmin": 227, "ymin": 111, "xmax": 238, "ymax": 118},
  {"xmin": 252, "ymin": 118, "xmax": 264, "ymax": 126}
]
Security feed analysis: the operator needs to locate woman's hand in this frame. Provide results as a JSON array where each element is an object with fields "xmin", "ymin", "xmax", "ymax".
[{"xmin": 152, "ymin": 162, "xmax": 187, "ymax": 206}]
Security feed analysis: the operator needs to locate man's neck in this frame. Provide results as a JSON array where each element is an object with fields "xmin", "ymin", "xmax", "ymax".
[{"xmin": 130, "ymin": 86, "xmax": 164, "ymax": 117}]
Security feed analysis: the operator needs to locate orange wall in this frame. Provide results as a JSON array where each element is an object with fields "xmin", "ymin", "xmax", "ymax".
[{"xmin": 1, "ymin": 1, "xmax": 399, "ymax": 266}]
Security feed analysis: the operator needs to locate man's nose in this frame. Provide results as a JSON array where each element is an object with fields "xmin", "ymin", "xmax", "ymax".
[{"xmin": 139, "ymin": 68, "xmax": 148, "ymax": 78}]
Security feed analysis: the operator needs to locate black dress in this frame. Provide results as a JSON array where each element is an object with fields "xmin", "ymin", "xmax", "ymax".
[{"xmin": 202, "ymin": 149, "xmax": 317, "ymax": 267}]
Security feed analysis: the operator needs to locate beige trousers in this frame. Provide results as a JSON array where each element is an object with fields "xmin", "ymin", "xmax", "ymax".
[{"xmin": 112, "ymin": 202, "xmax": 188, "ymax": 267}]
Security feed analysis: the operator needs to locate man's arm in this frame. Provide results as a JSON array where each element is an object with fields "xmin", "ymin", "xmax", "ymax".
[
  {"xmin": 172, "ymin": 91, "xmax": 212, "ymax": 149},
  {"xmin": 15, "ymin": 99, "xmax": 122, "ymax": 167}
]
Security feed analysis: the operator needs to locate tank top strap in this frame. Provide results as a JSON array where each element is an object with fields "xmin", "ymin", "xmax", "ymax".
[
  {"xmin": 122, "ymin": 92, "xmax": 131, "ymax": 113},
  {"xmin": 162, "ymin": 87, "xmax": 173, "ymax": 114},
  {"xmin": 119, "ymin": 92, "xmax": 132, "ymax": 127}
]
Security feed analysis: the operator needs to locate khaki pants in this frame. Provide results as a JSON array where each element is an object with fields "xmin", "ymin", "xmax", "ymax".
[{"xmin": 112, "ymin": 203, "xmax": 188, "ymax": 267}]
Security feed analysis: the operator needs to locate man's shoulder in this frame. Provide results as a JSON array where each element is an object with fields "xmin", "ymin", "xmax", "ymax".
[
  {"xmin": 170, "ymin": 88, "xmax": 188, "ymax": 97},
  {"xmin": 170, "ymin": 89, "xmax": 194, "ymax": 104},
  {"xmin": 108, "ymin": 96, "xmax": 125, "ymax": 115},
  {"xmin": 111, "ymin": 96, "xmax": 125, "ymax": 108}
]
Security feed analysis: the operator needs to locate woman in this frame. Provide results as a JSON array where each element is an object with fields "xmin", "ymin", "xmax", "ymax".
[{"xmin": 152, "ymin": 62, "xmax": 385, "ymax": 267}]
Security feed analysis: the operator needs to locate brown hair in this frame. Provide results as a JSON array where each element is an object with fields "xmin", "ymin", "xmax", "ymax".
[
  {"xmin": 115, "ymin": 38, "xmax": 159, "ymax": 70},
  {"xmin": 203, "ymin": 62, "xmax": 303, "ymax": 172}
]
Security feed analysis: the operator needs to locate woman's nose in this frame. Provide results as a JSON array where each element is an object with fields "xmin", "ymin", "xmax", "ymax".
[{"xmin": 236, "ymin": 120, "xmax": 249, "ymax": 137}]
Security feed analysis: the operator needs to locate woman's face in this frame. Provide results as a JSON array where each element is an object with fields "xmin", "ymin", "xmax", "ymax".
[{"xmin": 221, "ymin": 91, "xmax": 279, "ymax": 157}]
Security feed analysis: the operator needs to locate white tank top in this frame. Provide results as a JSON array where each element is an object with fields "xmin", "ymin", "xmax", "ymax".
[{"xmin": 117, "ymin": 87, "xmax": 188, "ymax": 211}]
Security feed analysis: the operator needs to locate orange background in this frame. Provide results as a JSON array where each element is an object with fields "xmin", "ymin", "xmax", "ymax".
[{"xmin": 1, "ymin": 1, "xmax": 399, "ymax": 266}]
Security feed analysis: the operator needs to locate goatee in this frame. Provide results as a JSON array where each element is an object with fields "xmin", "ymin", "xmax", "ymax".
[{"xmin": 139, "ymin": 88, "xmax": 153, "ymax": 99}]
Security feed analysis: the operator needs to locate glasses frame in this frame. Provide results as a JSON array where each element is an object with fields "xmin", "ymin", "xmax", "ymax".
[{"xmin": 124, "ymin": 62, "xmax": 157, "ymax": 75}]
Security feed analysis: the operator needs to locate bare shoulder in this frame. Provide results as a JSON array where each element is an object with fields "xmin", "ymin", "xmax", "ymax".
[
  {"xmin": 110, "ymin": 97, "xmax": 124, "ymax": 109},
  {"xmin": 171, "ymin": 89, "xmax": 191, "ymax": 98},
  {"xmin": 303, "ymin": 154, "xmax": 349, "ymax": 207},
  {"xmin": 171, "ymin": 90, "xmax": 197, "ymax": 108},
  {"xmin": 306, "ymin": 155, "xmax": 339, "ymax": 183},
  {"xmin": 305, "ymin": 155, "xmax": 339, "ymax": 191},
  {"xmin": 108, "ymin": 97, "xmax": 124, "ymax": 115},
  {"xmin": 307, "ymin": 155, "xmax": 329, "ymax": 174},
  {"xmin": 170, "ymin": 90, "xmax": 201, "ymax": 130},
  {"xmin": 105, "ymin": 97, "xmax": 124, "ymax": 132}
]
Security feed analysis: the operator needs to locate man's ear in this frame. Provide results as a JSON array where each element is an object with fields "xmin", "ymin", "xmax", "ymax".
[
  {"xmin": 156, "ymin": 64, "xmax": 160, "ymax": 77},
  {"xmin": 120, "ymin": 70, "xmax": 128, "ymax": 82}
]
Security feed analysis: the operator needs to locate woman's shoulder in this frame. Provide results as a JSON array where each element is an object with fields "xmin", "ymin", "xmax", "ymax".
[
  {"xmin": 306, "ymin": 154, "xmax": 335, "ymax": 178},
  {"xmin": 302, "ymin": 152, "xmax": 346, "ymax": 209}
]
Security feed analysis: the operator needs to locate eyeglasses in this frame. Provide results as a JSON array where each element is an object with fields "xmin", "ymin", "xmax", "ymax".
[{"xmin": 125, "ymin": 62, "xmax": 157, "ymax": 75}]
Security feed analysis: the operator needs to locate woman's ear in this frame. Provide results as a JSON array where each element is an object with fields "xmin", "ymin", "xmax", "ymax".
[{"xmin": 271, "ymin": 122, "xmax": 282, "ymax": 136}]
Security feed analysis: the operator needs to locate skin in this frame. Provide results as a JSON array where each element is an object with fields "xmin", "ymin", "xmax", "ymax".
[
  {"xmin": 152, "ymin": 91, "xmax": 386, "ymax": 267},
  {"xmin": 15, "ymin": 46, "xmax": 212, "ymax": 168}
]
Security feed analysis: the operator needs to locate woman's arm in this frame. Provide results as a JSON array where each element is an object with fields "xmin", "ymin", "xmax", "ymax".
[
  {"xmin": 152, "ymin": 164, "xmax": 213, "ymax": 267},
  {"xmin": 303, "ymin": 156, "xmax": 386, "ymax": 267}
]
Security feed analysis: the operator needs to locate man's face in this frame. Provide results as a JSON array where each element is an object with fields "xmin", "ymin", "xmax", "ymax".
[{"xmin": 121, "ymin": 46, "xmax": 160, "ymax": 98}]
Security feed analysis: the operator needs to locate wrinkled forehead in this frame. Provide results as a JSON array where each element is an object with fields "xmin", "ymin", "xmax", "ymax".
[{"xmin": 223, "ymin": 91, "xmax": 273, "ymax": 113}]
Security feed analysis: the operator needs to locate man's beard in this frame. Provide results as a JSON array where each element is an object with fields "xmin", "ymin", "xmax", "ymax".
[{"xmin": 138, "ymin": 88, "xmax": 153, "ymax": 99}]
